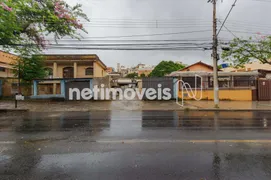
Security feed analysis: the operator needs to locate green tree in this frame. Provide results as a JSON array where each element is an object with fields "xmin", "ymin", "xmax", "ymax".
[
  {"xmin": 1, "ymin": 0, "xmax": 89, "ymax": 79},
  {"xmin": 140, "ymin": 73, "xmax": 146, "ymax": 78},
  {"xmin": 126, "ymin": 72, "xmax": 138, "ymax": 79},
  {"xmin": 1, "ymin": 0, "xmax": 89, "ymax": 53},
  {"xmin": 13, "ymin": 55, "xmax": 47, "ymax": 83},
  {"xmin": 149, "ymin": 61, "xmax": 185, "ymax": 77},
  {"xmin": 222, "ymin": 35, "xmax": 271, "ymax": 66}
]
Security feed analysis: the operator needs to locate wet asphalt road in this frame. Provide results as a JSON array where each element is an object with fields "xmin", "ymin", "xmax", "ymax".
[{"xmin": 1, "ymin": 110, "xmax": 271, "ymax": 180}]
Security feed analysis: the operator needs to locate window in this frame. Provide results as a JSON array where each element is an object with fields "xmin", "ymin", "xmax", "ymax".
[
  {"xmin": 85, "ymin": 67, "xmax": 94, "ymax": 76},
  {"xmin": 0, "ymin": 67, "xmax": 5, "ymax": 72},
  {"xmin": 63, "ymin": 67, "xmax": 74, "ymax": 78},
  {"xmin": 218, "ymin": 77, "xmax": 231, "ymax": 88},
  {"xmin": 209, "ymin": 76, "xmax": 231, "ymax": 88},
  {"xmin": 234, "ymin": 76, "xmax": 256, "ymax": 87},
  {"xmin": 182, "ymin": 77, "xmax": 202, "ymax": 88}
]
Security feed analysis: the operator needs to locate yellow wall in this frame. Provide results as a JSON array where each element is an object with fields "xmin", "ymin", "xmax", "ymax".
[
  {"xmin": 0, "ymin": 51, "xmax": 17, "ymax": 78},
  {"xmin": 94, "ymin": 62, "xmax": 105, "ymax": 77},
  {"xmin": 77, "ymin": 65, "xmax": 94, "ymax": 78},
  {"xmin": 0, "ymin": 68, "xmax": 14, "ymax": 78},
  {"xmin": 179, "ymin": 89, "xmax": 252, "ymax": 101},
  {"xmin": 0, "ymin": 51, "xmax": 18, "ymax": 64},
  {"xmin": 46, "ymin": 61, "xmax": 106, "ymax": 78}
]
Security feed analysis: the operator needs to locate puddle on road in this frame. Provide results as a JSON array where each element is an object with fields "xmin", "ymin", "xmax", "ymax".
[{"xmin": 1, "ymin": 111, "xmax": 271, "ymax": 133}]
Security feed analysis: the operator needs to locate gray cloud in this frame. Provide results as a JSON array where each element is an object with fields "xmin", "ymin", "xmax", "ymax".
[{"xmin": 45, "ymin": 0, "xmax": 271, "ymax": 68}]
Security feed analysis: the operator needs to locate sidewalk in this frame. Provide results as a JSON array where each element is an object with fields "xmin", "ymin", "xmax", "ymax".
[
  {"xmin": 0, "ymin": 100, "xmax": 184, "ymax": 112},
  {"xmin": 185, "ymin": 100, "xmax": 271, "ymax": 110},
  {"xmin": 0, "ymin": 100, "xmax": 271, "ymax": 112}
]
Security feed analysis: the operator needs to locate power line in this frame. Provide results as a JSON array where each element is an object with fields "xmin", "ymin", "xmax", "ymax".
[
  {"xmin": 217, "ymin": 0, "xmax": 238, "ymax": 36},
  {"xmin": 3, "ymin": 42, "xmax": 213, "ymax": 47},
  {"xmin": 48, "ymin": 43, "xmax": 213, "ymax": 46},
  {"xmin": 222, "ymin": 29, "xmax": 271, "ymax": 35},
  {"xmin": 250, "ymin": 0, "xmax": 271, "ymax": 2},
  {"xmin": 44, "ymin": 47, "xmax": 212, "ymax": 51},
  {"xmin": 217, "ymin": 20, "xmax": 238, "ymax": 38},
  {"xmin": 78, "ymin": 25, "xmax": 212, "ymax": 29},
  {"xmin": 50, "ymin": 30, "xmax": 212, "ymax": 39},
  {"xmin": 45, "ymin": 39, "xmax": 213, "ymax": 42}
]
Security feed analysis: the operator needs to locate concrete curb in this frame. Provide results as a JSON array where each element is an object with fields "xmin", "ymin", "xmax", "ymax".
[
  {"xmin": 184, "ymin": 109, "xmax": 271, "ymax": 111},
  {"xmin": 0, "ymin": 109, "xmax": 29, "ymax": 113},
  {"xmin": 9, "ymin": 109, "xmax": 269, "ymax": 112},
  {"xmin": 131, "ymin": 108, "xmax": 271, "ymax": 111}
]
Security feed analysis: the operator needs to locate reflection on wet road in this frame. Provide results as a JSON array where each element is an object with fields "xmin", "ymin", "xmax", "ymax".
[{"xmin": 1, "ymin": 110, "xmax": 271, "ymax": 180}]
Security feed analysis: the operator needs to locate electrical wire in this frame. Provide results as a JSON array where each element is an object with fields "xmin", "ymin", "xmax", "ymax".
[{"xmin": 217, "ymin": 0, "xmax": 238, "ymax": 36}]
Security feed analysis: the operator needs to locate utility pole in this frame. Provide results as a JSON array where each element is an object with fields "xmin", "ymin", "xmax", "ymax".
[{"xmin": 209, "ymin": 0, "xmax": 219, "ymax": 108}]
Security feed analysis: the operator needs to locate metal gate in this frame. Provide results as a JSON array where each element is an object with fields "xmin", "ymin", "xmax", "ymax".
[
  {"xmin": 142, "ymin": 77, "xmax": 174, "ymax": 100},
  {"xmin": 258, "ymin": 79, "xmax": 271, "ymax": 101},
  {"xmin": 65, "ymin": 80, "xmax": 90, "ymax": 100}
]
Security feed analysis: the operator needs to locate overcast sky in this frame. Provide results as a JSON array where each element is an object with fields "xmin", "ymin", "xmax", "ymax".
[{"xmin": 45, "ymin": 0, "xmax": 271, "ymax": 69}]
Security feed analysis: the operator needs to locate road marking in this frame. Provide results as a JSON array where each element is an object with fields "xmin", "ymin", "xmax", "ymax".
[
  {"xmin": 189, "ymin": 140, "xmax": 271, "ymax": 143},
  {"xmin": 96, "ymin": 139, "xmax": 271, "ymax": 144},
  {"xmin": 0, "ymin": 141, "xmax": 16, "ymax": 144}
]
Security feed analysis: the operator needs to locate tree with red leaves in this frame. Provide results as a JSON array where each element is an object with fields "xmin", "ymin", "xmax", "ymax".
[
  {"xmin": 0, "ymin": 0, "xmax": 89, "ymax": 81},
  {"xmin": 1, "ymin": 0, "xmax": 89, "ymax": 53}
]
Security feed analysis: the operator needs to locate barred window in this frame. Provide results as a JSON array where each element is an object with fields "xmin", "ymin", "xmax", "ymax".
[
  {"xmin": 86, "ymin": 67, "xmax": 94, "ymax": 75},
  {"xmin": 234, "ymin": 76, "xmax": 256, "ymax": 87},
  {"xmin": 209, "ymin": 76, "xmax": 231, "ymax": 88},
  {"xmin": 182, "ymin": 77, "xmax": 202, "ymax": 88},
  {"xmin": 63, "ymin": 67, "xmax": 74, "ymax": 78}
]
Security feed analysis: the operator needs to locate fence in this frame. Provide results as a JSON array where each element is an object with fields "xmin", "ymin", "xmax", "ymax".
[
  {"xmin": 0, "ymin": 78, "xmax": 32, "ymax": 97},
  {"xmin": 180, "ymin": 77, "xmax": 257, "ymax": 90},
  {"xmin": 177, "ymin": 78, "xmax": 258, "ymax": 101},
  {"xmin": 142, "ymin": 77, "xmax": 175, "ymax": 100}
]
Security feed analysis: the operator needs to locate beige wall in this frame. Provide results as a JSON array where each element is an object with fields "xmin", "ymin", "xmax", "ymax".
[
  {"xmin": 94, "ymin": 62, "xmax": 105, "ymax": 77},
  {"xmin": 0, "ymin": 51, "xmax": 17, "ymax": 64},
  {"xmin": 46, "ymin": 61, "xmax": 106, "ymax": 78},
  {"xmin": 0, "ymin": 51, "xmax": 17, "ymax": 78},
  {"xmin": 77, "ymin": 65, "xmax": 94, "ymax": 78},
  {"xmin": 0, "ymin": 68, "xmax": 14, "ymax": 78}
]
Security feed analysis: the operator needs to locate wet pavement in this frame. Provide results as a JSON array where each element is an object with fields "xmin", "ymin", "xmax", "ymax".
[
  {"xmin": 1, "ymin": 110, "xmax": 271, "ymax": 179},
  {"xmin": 2, "ymin": 100, "xmax": 271, "ymax": 111},
  {"xmin": 0, "ymin": 100, "xmax": 184, "ymax": 111}
]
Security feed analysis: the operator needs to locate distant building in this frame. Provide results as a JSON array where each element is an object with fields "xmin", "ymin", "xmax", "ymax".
[
  {"xmin": 119, "ymin": 65, "xmax": 129, "ymax": 77},
  {"xmin": 106, "ymin": 67, "xmax": 114, "ymax": 74},
  {"xmin": 138, "ymin": 66, "xmax": 155, "ymax": 77},
  {"xmin": 136, "ymin": 63, "xmax": 146, "ymax": 69},
  {"xmin": 116, "ymin": 63, "xmax": 156, "ymax": 77},
  {"xmin": 117, "ymin": 63, "xmax": 121, "ymax": 72}
]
